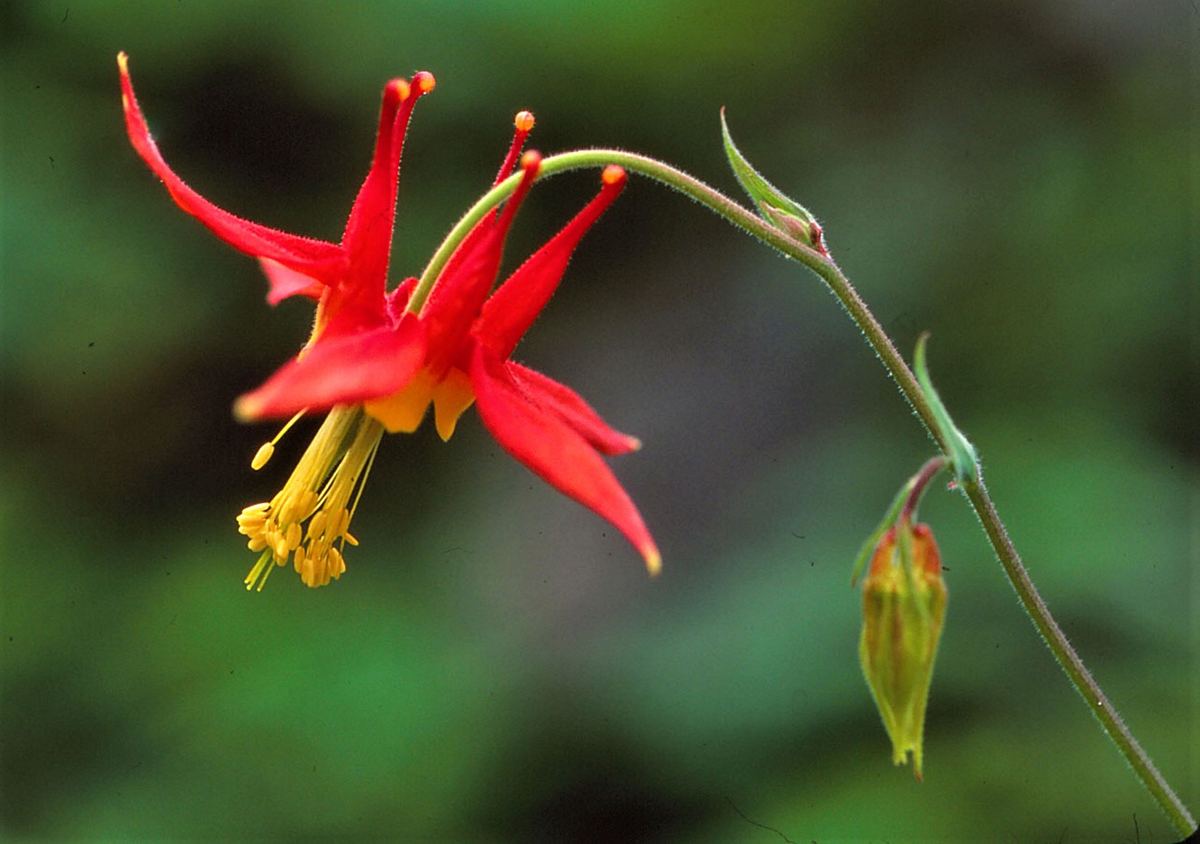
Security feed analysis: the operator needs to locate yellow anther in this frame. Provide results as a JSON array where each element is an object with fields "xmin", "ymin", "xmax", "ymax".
[
  {"xmin": 241, "ymin": 502, "xmax": 270, "ymax": 515},
  {"xmin": 392, "ymin": 78, "xmax": 411, "ymax": 101},
  {"xmin": 234, "ymin": 513, "xmax": 262, "ymax": 535},
  {"xmin": 251, "ymin": 442, "xmax": 275, "ymax": 471},
  {"xmin": 334, "ymin": 508, "xmax": 351, "ymax": 539},
  {"xmin": 277, "ymin": 497, "xmax": 303, "ymax": 526},
  {"xmin": 307, "ymin": 511, "xmax": 327, "ymax": 540},
  {"xmin": 251, "ymin": 410, "xmax": 305, "ymax": 470},
  {"xmin": 285, "ymin": 522, "xmax": 302, "ymax": 551},
  {"xmin": 514, "ymin": 110, "xmax": 535, "ymax": 132},
  {"xmin": 308, "ymin": 536, "xmax": 327, "ymax": 563},
  {"xmin": 329, "ymin": 547, "xmax": 346, "ymax": 579},
  {"xmin": 235, "ymin": 407, "xmax": 382, "ymax": 591},
  {"xmin": 343, "ymin": 532, "xmax": 359, "ymax": 547},
  {"xmin": 416, "ymin": 71, "xmax": 436, "ymax": 93}
]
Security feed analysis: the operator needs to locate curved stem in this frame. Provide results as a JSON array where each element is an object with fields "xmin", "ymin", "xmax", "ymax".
[
  {"xmin": 415, "ymin": 147, "xmax": 1194, "ymax": 833},
  {"xmin": 901, "ymin": 456, "xmax": 947, "ymax": 523},
  {"xmin": 961, "ymin": 477, "xmax": 1194, "ymax": 834}
]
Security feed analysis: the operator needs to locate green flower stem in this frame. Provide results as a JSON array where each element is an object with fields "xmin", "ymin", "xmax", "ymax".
[{"xmin": 414, "ymin": 149, "xmax": 1194, "ymax": 834}]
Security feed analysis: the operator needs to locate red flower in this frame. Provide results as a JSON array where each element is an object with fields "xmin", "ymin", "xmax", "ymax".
[{"xmin": 119, "ymin": 54, "xmax": 659, "ymax": 587}]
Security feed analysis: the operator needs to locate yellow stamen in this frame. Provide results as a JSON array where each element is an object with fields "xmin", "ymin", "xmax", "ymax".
[
  {"xmin": 306, "ymin": 511, "xmax": 327, "ymax": 541},
  {"xmin": 236, "ymin": 406, "xmax": 384, "ymax": 590},
  {"xmin": 514, "ymin": 110, "xmax": 536, "ymax": 132},
  {"xmin": 244, "ymin": 550, "xmax": 274, "ymax": 592},
  {"xmin": 250, "ymin": 442, "xmax": 275, "ymax": 471},
  {"xmin": 285, "ymin": 522, "xmax": 301, "ymax": 551},
  {"xmin": 250, "ymin": 410, "xmax": 307, "ymax": 471}
]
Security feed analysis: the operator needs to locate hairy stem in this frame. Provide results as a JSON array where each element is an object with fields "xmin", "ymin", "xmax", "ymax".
[{"xmin": 416, "ymin": 147, "xmax": 1194, "ymax": 833}]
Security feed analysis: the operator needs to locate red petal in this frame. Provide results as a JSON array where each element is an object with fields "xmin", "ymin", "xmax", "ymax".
[
  {"xmin": 118, "ymin": 53, "xmax": 346, "ymax": 281},
  {"xmin": 475, "ymin": 166, "xmax": 626, "ymax": 359},
  {"xmin": 471, "ymin": 345, "xmax": 659, "ymax": 573},
  {"xmin": 491, "ymin": 110, "xmax": 534, "ymax": 187},
  {"xmin": 506, "ymin": 362, "xmax": 640, "ymax": 456},
  {"xmin": 234, "ymin": 316, "xmax": 426, "ymax": 420},
  {"xmin": 259, "ymin": 258, "xmax": 324, "ymax": 305}
]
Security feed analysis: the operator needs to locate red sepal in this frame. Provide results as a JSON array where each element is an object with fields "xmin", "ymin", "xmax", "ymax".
[
  {"xmin": 117, "ymin": 53, "xmax": 346, "ymax": 282},
  {"xmin": 470, "ymin": 344, "xmax": 658, "ymax": 570},
  {"xmin": 506, "ymin": 362, "xmax": 640, "ymax": 456},
  {"xmin": 235, "ymin": 316, "xmax": 426, "ymax": 420},
  {"xmin": 476, "ymin": 168, "xmax": 625, "ymax": 359}
]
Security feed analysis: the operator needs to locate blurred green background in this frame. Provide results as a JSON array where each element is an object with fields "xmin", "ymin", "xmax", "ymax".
[{"xmin": 2, "ymin": 1, "xmax": 1195, "ymax": 840}]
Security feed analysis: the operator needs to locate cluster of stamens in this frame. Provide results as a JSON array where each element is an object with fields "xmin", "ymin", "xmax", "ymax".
[{"xmin": 237, "ymin": 407, "xmax": 382, "ymax": 590}]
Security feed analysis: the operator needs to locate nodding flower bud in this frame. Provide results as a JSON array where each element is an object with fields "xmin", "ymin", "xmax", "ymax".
[{"xmin": 858, "ymin": 521, "xmax": 947, "ymax": 781}]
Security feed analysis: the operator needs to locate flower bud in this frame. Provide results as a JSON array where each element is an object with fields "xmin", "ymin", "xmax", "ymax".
[
  {"xmin": 720, "ymin": 110, "xmax": 829, "ymax": 255},
  {"xmin": 859, "ymin": 521, "xmax": 947, "ymax": 780}
]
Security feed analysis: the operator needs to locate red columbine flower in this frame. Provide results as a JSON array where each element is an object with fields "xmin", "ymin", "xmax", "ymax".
[{"xmin": 119, "ymin": 54, "xmax": 659, "ymax": 589}]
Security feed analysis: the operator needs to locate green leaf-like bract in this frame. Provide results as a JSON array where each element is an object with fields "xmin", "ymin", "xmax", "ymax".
[
  {"xmin": 914, "ymin": 334, "xmax": 979, "ymax": 484},
  {"xmin": 720, "ymin": 110, "xmax": 823, "ymax": 251}
]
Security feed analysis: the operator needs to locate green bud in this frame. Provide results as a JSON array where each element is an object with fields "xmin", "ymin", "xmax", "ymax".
[
  {"xmin": 720, "ymin": 110, "xmax": 828, "ymax": 255},
  {"xmin": 859, "ymin": 521, "xmax": 947, "ymax": 780}
]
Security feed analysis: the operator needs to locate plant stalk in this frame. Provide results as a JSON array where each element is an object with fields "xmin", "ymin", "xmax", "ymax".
[{"xmin": 415, "ymin": 148, "xmax": 1195, "ymax": 834}]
